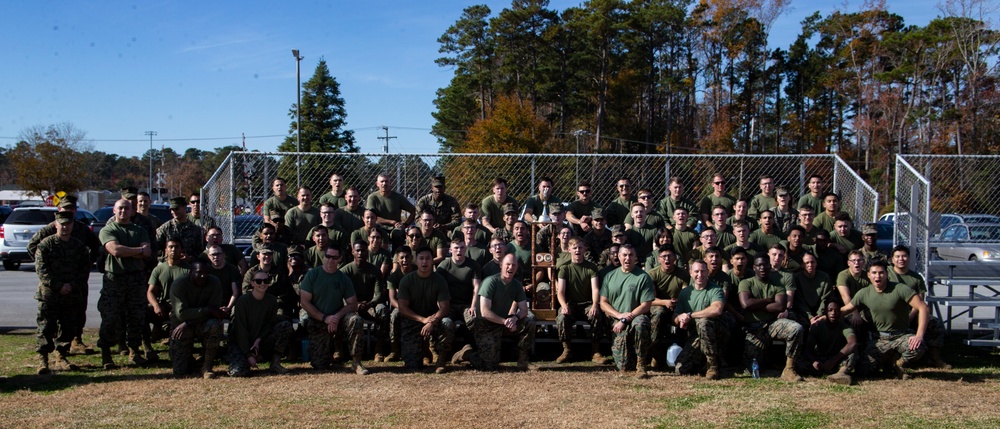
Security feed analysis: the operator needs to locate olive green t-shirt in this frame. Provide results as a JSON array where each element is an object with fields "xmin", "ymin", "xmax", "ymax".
[
  {"xmin": 148, "ymin": 262, "xmax": 191, "ymax": 303},
  {"xmin": 792, "ymin": 271, "xmax": 834, "ymax": 318},
  {"xmin": 299, "ymin": 267, "xmax": 356, "ymax": 317},
  {"xmin": 836, "ymin": 269, "xmax": 871, "ymax": 299},
  {"xmin": 749, "ymin": 194, "xmax": 778, "ymax": 219},
  {"xmin": 229, "ymin": 292, "xmax": 278, "ymax": 355},
  {"xmin": 316, "ymin": 191, "xmax": 347, "ymax": 209},
  {"xmin": 339, "ymin": 262, "xmax": 385, "ymax": 304},
  {"xmin": 397, "ymin": 271, "xmax": 450, "ymax": 317},
  {"xmin": 334, "ymin": 207, "xmax": 365, "ymax": 234},
  {"xmin": 624, "ymin": 223, "xmax": 659, "ymax": 262},
  {"xmin": 557, "ymin": 260, "xmax": 599, "ymax": 304},
  {"xmin": 478, "ymin": 274, "xmax": 527, "ymax": 318},
  {"xmin": 99, "ymin": 220, "xmax": 150, "ymax": 274},
  {"xmin": 676, "ymin": 283, "xmax": 725, "ymax": 315},
  {"xmin": 366, "ymin": 191, "xmax": 416, "ymax": 223},
  {"xmin": 808, "ymin": 319, "xmax": 854, "ymax": 357},
  {"xmin": 207, "ymin": 262, "xmax": 241, "ymax": 304},
  {"xmin": 437, "ymin": 258, "xmax": 482, "ymax": 308},
  {"xmin": 169, "ymin": 275, "xmax": 223, "ymax": 326},
  {"xmin": 797, "ymin": 194, "xmax": 823, "ymax": 218},
  {"xmin": 738, "ymin": 276, "xmax": 785, "ymax": 323},
  {"xmin": 699, "ymin": 193, "xmax": 737, "ymax": 218},
  {"xmin": 480, "ymin": 195, "xmax": 518, "ymax": 231},
  {"xmin": 748, "ymin": 229, "xmax": 784, "ymax": 250},
  {"xmin": 285, "ymin": 206, "xmax": 321, "ymax": 245},
  {"xmin": 888, "ymin": 269, "xmax": 927, "ymax": 295},
  {"xmin": 672, "ymin": 229, "xmax": 698, "ymax": 264},
  {"xmin": 600, "ymin": 268, "xmax": 655, "ymax": 313},
  {"xmin": 647, "ymin": 267, "xmax": 688, "ymax": 300},
  {"xmin": 263, "ymin": 195, "xmax": 298, "ymax": 219},
  {"xmin": 851, "ymin": 282, "xmax": 917, "ymax": 332}
]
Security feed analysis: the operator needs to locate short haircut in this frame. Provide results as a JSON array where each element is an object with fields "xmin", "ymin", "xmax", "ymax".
[
  {"xmin": 835, "ymin": 212, "xmax": 852, "ymax": 223},
  {"xmin": 465, "ymin": 203, "xmax": 479, "ymax": 211},
  {"xmin": 732, "ymin": 220, "xmax": 749, "ymax": 230},
  {"xmin": 395, "ymin": 245, "xmax": 412, "ymax": 256},
  {"xmin": 138, "ymin": 191, "xmax": 150, "ymax": 198},
  {"xmin": 892, "ymin": 245, "xmax": 910, "ymax": 256},
  {"xmin": 578, "ymin": 180, "xmax": 591, "ymax": 188},
  {"xmin": 809, "ymin": 174, "xmax": 824, "ymax": 182},
  {"xmin": 869, "ymin": 259, "xmax": 889, "ymax": 271},
  {"xmin": 689, "ymin": 259, "xmax": 708, "ymax": 270},
  {"xmin": 788, "ymin": 225, "xmax": 806, "ymax": 235},
  {"xmin": 273, "ymin": 177, "xmax": 287, "ymax": 185},
  {"xmin": 567, "ymin": 236, "xmax": 585, "ymax": 247},
  {"xmin": 760, "ymin": 174, "xmax": 773, "ymax": 181},
  {"xmin": 415, "ymin": 246, "xmax": 434, "ymax": 257},
  {"xmin": 206, "ymin": 226, "xmax": 223, "ymax": 235},
  {"xmin": 712, "ymin": 205, "xmax": 728, "ymax": 214},
  {"xmin": 539, "ymin": 176, "xmax": 553, "ymax": 185},
  {"xmin": 668, "ymin": 176, "xmax": 683, "ymax": 186},
  {"xmin": 492, "ymin": 177, "xmax": 508, "ymax": 187},
  {"xmin": 798, "ymin": 204, "xmax": 814, "ymax": 212},
  {"xmin": 631, "ymin": 202, "xmax": 647, "ymax": 211},
  {"xmin": 769, "ymin": 243, "xmax": 787, "ymax": 253},
  {"xmin": 704, "ymin": 246, "xmax": 722, "ymax": 256},
  {"xmin": 297, "ymin": 185, "xmax": 312, "ymax": 194},
  {"xmin": 729, "ymin": 247, "xmax": 748, "ymax": 259},
  {"xmin": 822, "ymin": 191, "xmax": 840, "ymax": 201}
]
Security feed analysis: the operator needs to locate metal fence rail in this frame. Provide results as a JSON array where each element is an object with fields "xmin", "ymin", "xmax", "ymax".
[
  {"xmin": 894, "ymin": 155, "xmax": 932, "ymax": 276},
  {"xmin": 201, "ymin": 152, "xmax": 880, "ymax": 244},
  {"xmin": 900, "ymin": 155, "xmax": 1000, "ymax": 222}
]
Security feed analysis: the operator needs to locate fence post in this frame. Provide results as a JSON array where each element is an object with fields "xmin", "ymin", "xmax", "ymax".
[
  {"xmin": 738, "ymin": 158, "xmax": 744, "ymax": 198},
  {"xmin": 530, "ymin": 157, "xmax": 536, "ymax": 195},
  {"xmin": 664, "ymin": 157, "xmax": 671, "ymax": 197},
  {"xmin": 799, "ymin": 160, "xmax": 806, "ymax": 199},
  {"xmin": 228, "ymin": 155, "xmax": 235, "ymax": 244}
]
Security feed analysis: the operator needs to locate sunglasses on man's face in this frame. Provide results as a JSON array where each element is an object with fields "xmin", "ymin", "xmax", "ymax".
[{"xmin": 252, "ymin": 278, "xmax": 268, "ymax": 285}]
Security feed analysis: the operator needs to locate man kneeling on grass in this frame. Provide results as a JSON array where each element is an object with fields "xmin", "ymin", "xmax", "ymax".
[
  {"xmin": 397, "ymin": 246, "xmax": 455, "ymax": 373},
  {"xmin": 227, "ymin": 270, "xmax": 294, "ymax": 377},
  {"xmin": 299, "ymin": 246, "xmax": 369, "ymax": 375},
  {"xmin": 169, "ymin": 260, "xmax": 225, "ymax": 379},
  {"xmin": 672, "ymin": 260, "xmax": 728, "ymax": 380},
  {"xmin": 798, "ymin": 300, "xmax": 856, "ymax": 385}
]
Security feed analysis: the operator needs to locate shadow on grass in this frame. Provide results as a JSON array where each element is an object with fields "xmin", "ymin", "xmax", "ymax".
[{"xmin": 1, "ymin": 369, "xmax": 177, "ymax": 395}]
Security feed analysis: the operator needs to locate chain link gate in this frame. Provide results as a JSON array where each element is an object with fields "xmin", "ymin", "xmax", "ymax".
[
  {"xmin": 894, "ymin": 155, "xmax": 932, "ymax": 276},
  {"xmin": 201, "ymin": 153, "xmax": 879, "ymax": 244}
]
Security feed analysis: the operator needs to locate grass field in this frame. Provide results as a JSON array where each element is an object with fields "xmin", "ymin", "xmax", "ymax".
[{"xmin": 1, "ymin": 329, "xmax": 998, "ymax": 428}]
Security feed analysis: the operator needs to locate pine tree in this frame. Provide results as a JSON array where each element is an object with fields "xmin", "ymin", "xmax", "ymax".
[{"xmin": 280, "ymin": 58, "xmax": 358, "ymax": 154}]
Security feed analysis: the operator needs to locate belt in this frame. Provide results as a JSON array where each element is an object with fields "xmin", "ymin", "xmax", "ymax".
[{"xmin": 878, "ymin": 330, "xmax": 907, "ymax": 337}]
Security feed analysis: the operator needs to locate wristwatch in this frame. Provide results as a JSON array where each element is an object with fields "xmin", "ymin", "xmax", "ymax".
[{"xmin": 620, "ymin": 317, "xmax": 628, "ymax": 324}]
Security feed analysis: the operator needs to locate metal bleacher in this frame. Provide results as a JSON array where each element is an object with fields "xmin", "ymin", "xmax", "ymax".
[{"xmin": 925, "ymin": 263, "xmax": 1000, "ymax": 347}]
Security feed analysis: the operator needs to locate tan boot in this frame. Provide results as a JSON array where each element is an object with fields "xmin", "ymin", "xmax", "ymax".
[
  {"xmin": 517, "ymin": 353, "xmax": 531, "ymax": 371},
  {"xmin": 129, "ymin": 348, "xmax": 147, "ymax": 367},
  {"xmin": 70, "ymin": 338, "xmax": 91, "ymax": 355},
  {"xmin": 202, "ymin": 359, "xmax": 215, "ymax": 379},
  {"xmin": 352, "ymin": 358, "xmax": 370, "ymax": 375},
  {"xmin": 451, "ymin": 344, "xmax": 473, "ymax": 365},
  {"xmin": 37, "ymin": 354, "xmax": 50, "ymax": 375},
  {"xmin": 826, "ymin": 366, "xmax": 852, "ymax": 385},
  {"xmin": 635, "ymin": 362, "xmax": 649, "ymax": 379},
  {"xmin": 54, "ymin": 352, "xmax": 79, "ymax": 371},
  {"xmin": 780, "ymin": 357, "xmax": 803, "ymax": 382},
  {"xmin": 101, "ymin": 348, "xmax": 117, "ymax": 370},
  {"xmin": 383, "ymin": 341, "xmax": 401, "ymax": 362},
  {"xmin": 893, "ymin": 358, "xmax": 911, "ymax": 380},
  {"xmin": 556, "ymin": 342, "xmax": 572, "ymax": 364},
  {"xmin": 591, "ymin": 341, "xmax": 609, "ymax": 365},
  {"xmin": 433, "ymin": 350, "xmax": 447, "ymax": 374},
  {"xmin": 928, "ymin": 347, "xmax": 952, "ymax": 370},
  {"xmin": 374, "ymin": 338, "xmax": 387, "ymax": 363},
  {"xmin": 704, "ymin": 355, "xmax": 720, "ymax": 380}
]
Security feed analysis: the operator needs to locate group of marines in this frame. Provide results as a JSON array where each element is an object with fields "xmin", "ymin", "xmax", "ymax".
[{"xmin": 32, "ymin": 172, "xmax": 951, "ymax": 383}]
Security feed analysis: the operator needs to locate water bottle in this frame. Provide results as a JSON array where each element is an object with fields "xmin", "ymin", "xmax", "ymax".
[
  {"xmin": 301, "ymin": 339, "xmax": 310, "ymax": 362},
  {"xmin": 666, "ymin": 343, "xmax": 682, "ymax": 367},
  {"xmin": 751, "ymin": 358, "xmax": 760, "ymax": 379}
]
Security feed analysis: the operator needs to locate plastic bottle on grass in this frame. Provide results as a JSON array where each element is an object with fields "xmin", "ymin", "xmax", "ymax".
[
  {"xmin": 751, "ymin": 358, "xmax": 760, "ymax": 379},
  {"xmin": 666, "ymin": 343, "xmax": 682, "ymax": 367}
]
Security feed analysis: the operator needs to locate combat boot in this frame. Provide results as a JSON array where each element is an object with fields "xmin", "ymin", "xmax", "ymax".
[
  {"xmin": 129, "ymin": 347, "xmax": 147, "ymax": 367},
  {"xmin": 635, "ymin": 362, "xmax": 650, "ymax": 379},
  {"xmin": 704, "ymin": 355, "xmax": 720, "ymax": 380},
  {"xmin": 383, "ymin": 341, "xmax": 401, "ymax": 363},
  {"xmin": 37, "ymin": 353, "xmax": 50, "ymax": 375},
  {"xmin": 373, "ymin": 339, "xmax": 387, "ymax": 362},
  {"xmin": 70, "ymin": 337, "xmax": 93, "ymax": 355},
  {"xmin": 352, "ymin": 358, "xmax": 370, "ymax": 375},
  {"xmin": 54, "ymin": 352, "xmax": 79, "ymax": 371},
  {"xmin": 928, "ymin": 347, "xmax": 952, "ymax": 370},
  {"xmin": 649, "ymin": 344, "xmax": 662, "ymax": 369},
  {"xmin": 827, "ymin": 366, "xmax": 852, "ymax": 385},
  {"xmin": 517, "ymin": 353, "xmax": 531, "ymax": 371},
  {"xmin": 451, "ymin": 344, "xmax": 473, "ymax": 365},
  {"xmin": 556, "ymin": 342, "xmax": 572, "ymax": 364},
  {"xmin": 202, "ymin": 342, "xmax": 219, "ymax": 379},
  {"xmin": 433, "ymin": 351, "xmax": 448, "ymax": 374},
  {"xmin": 591, "ymin": 341, "xmax": 609, "ymax": 365},
  {"xmin": 893, "ymin": 358, "xmax": 911, "ymax": 380},
  {"xmin": 332, "ymin": 341, "xmax": 347, "ymax": 363},
  {"xmin": 270, "ymin": 356, "xmax": 289, "ymax": 375},
  {"xmin": 101, "ymin": 348, "xmax": 118, "ymax": 370},
  {"xmin": 780, "ymin": 357, "xmax": 804, "ymax": 382}
]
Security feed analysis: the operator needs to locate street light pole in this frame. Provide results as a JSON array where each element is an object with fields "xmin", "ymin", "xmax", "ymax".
[
  {"xmin": 292, "ymin": 49, "xmax": 303, "ymax": 188},
  {"xmin": 145, "ymin": 131, "xmax": 157, "ymax": 196}
]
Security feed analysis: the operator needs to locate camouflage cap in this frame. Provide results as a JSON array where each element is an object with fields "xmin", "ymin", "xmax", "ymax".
[
  {"xmin": 591, "ymin": 208, "xmax": 605, "ymax": 220},
  {"xmin": 257, "ymin": 248, "xmax": 274, "ymax": 255},
  {"xmin": 169, "ymin": 196, "xmax": 187, "ymax": 210},
  {"xmin": 121, "ymin": 186, "xmax": 138, "ymax": 200},
  {"xmin": 775, "ymin": 186, "xmax": 790, "ymax": 197},
  {"xmin": 611, "ymin": 224, "xmax": 624, "ymax": 237},
  {"xmin": 548, "ymin": 202, "xmax": 564, "ymax": 214},
  {"xmin": 502, "ymin": 203, "xmax": 517, "ymax": 214},
  {"xmin": 57, "ymin": 195, "xmax": 78, "ymax": 209},
  {"xmin": 862, "ymin": 223, "xmax": 878, "ymax": 235},
  {"xmin": 287, "ymin": 245, "xmax": 304, "ymax": 257},
  {"xmin": 55, "ymin": 211, "xmax": 74, "ymax": 224},
  {"xmin": 431, "ymin": 176, "xmax": 445, "ymax": 187}
]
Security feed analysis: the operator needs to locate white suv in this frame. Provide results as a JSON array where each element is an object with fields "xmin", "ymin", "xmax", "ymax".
[{"xmin": 0, "ymin": 207, "xmax": 96, "ymax": 270}]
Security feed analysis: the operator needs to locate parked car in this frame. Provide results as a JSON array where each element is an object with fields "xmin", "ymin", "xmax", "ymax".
[
  {"xmin": 875, "ymin": 220, "xmax": 894, "ymax": 255},
  {"xmin": 233, "ymin": 214, "xmax": 264, "ymax": 259},
  {"xmin": 0, "ymin": 207, "xmax": 96, "ymax": 270},
  {"xmin": 930, "ymin": 222, "xmax": 1000, "ymax": 262}
]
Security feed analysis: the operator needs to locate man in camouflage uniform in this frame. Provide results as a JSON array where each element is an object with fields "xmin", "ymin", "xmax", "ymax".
[
  {"xmin": 227, "ymin": 270, "xmax": 294, "ymax": 377},
  {"xmin": 156, "ymin": 196, "xmax": 204, "ymax": 262},
  {"xmin": 554, "ymin": 237, "xmax": 607, "ymax": 364},
  {"xmin": 889, "ymin": 245, "xmax": 950, "ymax": 369},
  {"xmin": 599, "ymin": 244, "xmax": 654, "ymax": 378},
  {"xmin": 169, "ymin": 260, "xmax": 226, "ymax": 378},
  {"xmin": 398, "ymin": 247, "xmax": 455, "ymax": 373},
  {"xmin": 97, "ymin": 199, "xmax": 153, "ymax": 369},
  {"xmin": 144, "ymin": 236, "xmax": 190, "ymax": 361},
  {"xmin": 739, "ymin": 256, "xmax": 805, "ymax": 382},
  {"xmin": 34, "ymin": 212, "xmax": 91, "ymax": 374},
  {"xmin": 673, "ymin": 260, "xmax": 729, "ymax": 379},
  {"xmin": 340, "ymin": 241, "xmax": 389, "ymax": 360},
  {"xmin": 491, "ymin": 203, "xmax": 517, "ymax": 244},
  {"xmin": 843, "ymin": 260, "xmax": 931, "ymax": 379},
  {"xmin": 647, "ymin": 247, "xmax": 689, "ymax": 368},
  {"xmin": 27, "ymin": 195, "xmax": 100, "ymax": 354},
  {"xmin": 188, "ymin": 193, "xmax": 215, "ymax": 230},
  {"xmin": 451, "ymin": 253, "xmax": 535, "ymax": 371},
  {"xmin": 299, "ymin": 246, "xmax": 369, "ymax": 375},
  {"xmin": 415, "ymin": 176, "xmax": 462, "ymax": 237},
  {"xmin": 859, "ymin": 223, "xmax": 887, "ymax": 266},
  {"xmin": 583, "ymin": 208, "xmax": 612, "ymax": 264}
]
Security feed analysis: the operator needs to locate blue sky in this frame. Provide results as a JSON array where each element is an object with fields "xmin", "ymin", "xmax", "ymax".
[{"xmin": 0, "ymin": 0, "xmax": 941, "ymax": 158}]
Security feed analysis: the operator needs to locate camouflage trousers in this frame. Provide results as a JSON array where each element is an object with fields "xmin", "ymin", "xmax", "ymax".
[
  {"xmin": 611, "ymin": 314, "xmax": 651, "ymax": 371},
  {"xmin": 675, "ymin": 317, "xmax": 730, "ymax": 375},
  {"xmin": 743, "ymin": 318, "xmax": 803, "ymax": 369},
  {"xmin": 856, "ymin": 332, "xmax": 927, "ymax": 376},
  {"xmin": 35, "ymin": 290, "xmax": 84, "ymax": 354},
  {"xmin": 169, "ymin": 318, "xmax": 224, "ymax": 376},
  {"xmin": 467, "ymin": 313, "xmax": 535, "ymax": 371},
  {"xmin": 795, "ymin": 351, "xmax": 857, "ymax": 376},
  {"xmin": 650, "ymin": 306, "xmax": 675, "ymax": 346},
  {"xmin": 226, "ymin": 320, "xmax": 294, "ymax": 377},
  {"xmin": 912, "ymin": 316, "xmax": 946, "ymax": 349},
  {"xmin": 357, "ymin": 303, "xmax": 390, "ymax": 350},
  {"xmin": 555, "ymin": 302, "xmax": 605, "ymax": 344},
  {"xmin": 305, "ymin": 313, "xmax": 363, "ymax": 370},
  {"xmin": 400, "ymin": 317, "xmax": 456, "ymax": 369},
  {"xmin": 144, "ymin": 302, "xmax": 172, "ymax": 344},
  {"xmin": 389, "ymin": 308, "xmax": 401, "ymax": 352},
  {"xmin": 97, "ymin": 272, "xmax": 147, "ymax": 350}
]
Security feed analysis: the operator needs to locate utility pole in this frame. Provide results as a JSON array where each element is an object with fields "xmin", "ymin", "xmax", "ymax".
[
  {"xmin": 377, "ymin": 126, "xmax": 396, "ymax": 154},
  {"xmin": 292, "ymin": 49, "xmax": 303, "ymax": 187},
  {"xmin": 159, "ymin": 144, "xmax": 165, "ymax": 202},
  {"xmin": 145, "ymin": 131, "xmax": 157, "ymax": 196}
]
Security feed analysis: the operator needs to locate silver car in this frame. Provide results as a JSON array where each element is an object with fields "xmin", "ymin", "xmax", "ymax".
[
  {"xmin": 0, "ymin": 207, "xmax": 96, "ymax": 270},
  {"xmin": 932, "ymin": 222, "xmax": 1000, "ymax": 262}
]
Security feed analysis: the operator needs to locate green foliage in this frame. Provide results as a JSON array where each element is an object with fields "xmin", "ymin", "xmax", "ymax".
[{"xmin": 279, "ymin": 58, "xmax": 358, "ymax": 154}]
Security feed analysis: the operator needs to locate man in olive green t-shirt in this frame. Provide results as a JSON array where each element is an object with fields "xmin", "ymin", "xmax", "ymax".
[
  {"xmin": 168, "ymin": 260, "xmax": 225, "ymax": 378},
  {"xmin": 796, "ymin": 300, "xmax": 856, "ymax": 385},
  {"xmin": 647, "ymin": 247, "xmax": 688, "ymax": 368},
  {"xmin": 554, "ymin": 237, "xmax": 606, "ymax": 365},
  {"xmin": 398, "ymin": 247, "xmax": 455, "ymax": 373},
  {"xmin": 673, "ymin": 260, "xmax": 728, "ymax": 379},
  {"xmin": 738, "ymin": 256, "xmax": 804, "ymax": 382},
  {"xmin": 888, "ymin": 245, "xmax": 950, "ymax": 369},
  {"xmin": 600, "ymin": 244, "xmax": 655, "ymax": 378},
  {"xmin": 299, "ymin": 246, "xmax": 368, "ymax": 375},
  {"xmin": 451, "ymin": 253, "xmax": 534, "ymax": 371}
]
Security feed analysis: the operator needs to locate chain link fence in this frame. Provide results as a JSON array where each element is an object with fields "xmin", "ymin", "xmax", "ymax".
[
  {"xmin": 201, "ymin": 152, "xmax": 879, "ymax": 243},
  {"xmin": 900, "ymin": 155, "xmax": 1000, "ymax": 221},
  {"xmin": 894, "ymin": 155, "xmax": 932, "ymax": 276}
]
